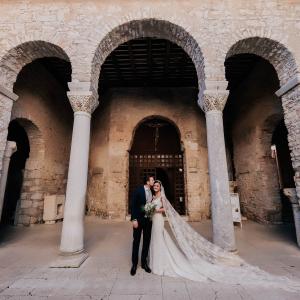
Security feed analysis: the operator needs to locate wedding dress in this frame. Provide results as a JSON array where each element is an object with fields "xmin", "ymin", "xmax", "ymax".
[{"xmin": 149, "ymin": 185, "xmax": 300, "ymax": 292}]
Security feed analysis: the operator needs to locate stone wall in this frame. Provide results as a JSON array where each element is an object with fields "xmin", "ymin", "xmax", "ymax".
[
  {"xmin": 281, "ymin": 86, "xmax": 300, "ymax": 209},
  {"xmin": 11, "ymin": 61, "xmax": 73, "ymax": 225},
  {"xmin": 0, "ymin": 1, "xmax": 300, "ymax": 90},
  {"xmin": 0, "ymin": 0, "xmax": 299, "ymax": 223},
  {"xmin": 88, "ymin": 87, "xmax": 210, "ymax": 220}
]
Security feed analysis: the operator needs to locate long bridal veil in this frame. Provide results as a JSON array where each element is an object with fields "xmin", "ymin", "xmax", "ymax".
[{"xmin": 159, "ymin": 184, "xmax": 300, "ymax": 291}]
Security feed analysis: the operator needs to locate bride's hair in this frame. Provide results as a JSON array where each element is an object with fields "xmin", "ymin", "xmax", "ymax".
[{"xmin": 154, "ymin": 180, "xmax": 162, "ymax": 186}]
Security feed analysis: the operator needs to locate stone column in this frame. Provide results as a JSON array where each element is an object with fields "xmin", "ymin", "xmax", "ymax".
[
  {"xmin": 200, "ymin": 88, "xmax": 236, "ymax": 251},
  {"xmin": 0, "ymin": 86, "xmax": 18, "ymax": 183},
  {"xmin": 0, "ymin": 141, "xmax": 17, "ymax": 220},
  {"xmin": 54, "ymin": 83, "xmax": 98, "ymax": 268}
]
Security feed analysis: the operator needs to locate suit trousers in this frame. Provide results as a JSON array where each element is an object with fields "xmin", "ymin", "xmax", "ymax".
[{"xmin": 131, "ymin": 217, "xmax": 152, "ymax": 266}]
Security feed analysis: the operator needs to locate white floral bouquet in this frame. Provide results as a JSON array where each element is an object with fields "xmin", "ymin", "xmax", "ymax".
[{"xmin": 143, "ymin": 202, "xmax": 156, "ymax": 219}]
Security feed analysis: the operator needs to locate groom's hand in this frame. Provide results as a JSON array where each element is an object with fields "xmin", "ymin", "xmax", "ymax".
[{"xmin": 132, "ymin": 220, "xmax": 138, "ymax": 229}]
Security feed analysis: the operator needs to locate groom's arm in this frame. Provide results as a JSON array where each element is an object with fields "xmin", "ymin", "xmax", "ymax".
[
  {"xmin": 131, "ymin": 189, "xmax": 139, "ymax": 229},
  {"xmin": 130, "ymin": 188, "xmax": 139, "ymax": 221}
]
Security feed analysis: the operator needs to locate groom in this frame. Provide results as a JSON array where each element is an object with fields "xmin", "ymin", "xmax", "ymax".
[{"xmin": 130, "ymin": 174, "xmax": 155, "ymax": 276}]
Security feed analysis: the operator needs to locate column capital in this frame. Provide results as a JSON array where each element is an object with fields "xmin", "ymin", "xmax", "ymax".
[
  {"xmin": 200, "ymin": 90, "xmax": 229, "ymax": 113},
  {"xmin": 67, "ymin": 91, "xmax": 98, "ymax": 114},
  {"xmin": 4, "ymin": 141, "xmax": 17, "ymax": 158},
  {"xmin": 67, "ymin": 81, "xmax": 98, "ymax": 114}
]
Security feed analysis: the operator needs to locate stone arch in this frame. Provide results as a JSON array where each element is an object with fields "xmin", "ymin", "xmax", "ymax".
[
  {"xmin": 226, "ymin": 37, "xmax": 299, "ymax": 86},
  {"xmin": 0, "ymin": 40, "xmax": 71, "ymax": 91},
  {"xmin": 91, "ymin": 19, "xmax": 205, "ymax": 101},
  {"xmin": 225, "ymin": 37, "xmax": 300, "ymax": 203},
  {"xmin": 4, "ymin": 118, "xmax": 45, "ymax": 225}
]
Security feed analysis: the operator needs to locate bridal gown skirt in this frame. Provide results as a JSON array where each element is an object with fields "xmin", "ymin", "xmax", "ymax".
[{"xmin": 149, "ymin": 213, "xmax": 207, "ymax": 281}]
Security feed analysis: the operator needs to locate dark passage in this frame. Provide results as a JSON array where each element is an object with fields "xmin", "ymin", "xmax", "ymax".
[{"xmin": 1, "ymin": 120, "xmax": 29, "ymax": 225}]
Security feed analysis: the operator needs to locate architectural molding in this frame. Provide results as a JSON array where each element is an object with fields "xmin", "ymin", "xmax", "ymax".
[
  {"xmin": 275, "ymin": 73, "xmax": 300, "ymax": 97},
  {"xmin": 0, "ymin": 84, "xmax": 18, "ymax": 101}
]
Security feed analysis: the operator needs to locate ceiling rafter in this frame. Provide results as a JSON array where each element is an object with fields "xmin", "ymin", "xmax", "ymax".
[{"xmin": 99, "ymin": 38, "xmax": 198, "ymax": 91}]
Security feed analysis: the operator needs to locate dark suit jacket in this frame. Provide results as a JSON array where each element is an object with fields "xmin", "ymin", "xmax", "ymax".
[{"xmin": 130, "ymin": 185, "xmax": 148, "ymax": 221}]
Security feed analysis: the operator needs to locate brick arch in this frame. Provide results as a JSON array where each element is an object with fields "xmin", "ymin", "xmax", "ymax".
[
  {"xmin": 7, "ymin": 118, "xmax": 45, "ymax": 225},
  {"xmin": 226, "ymin": 37, "xmax": 299, "ymax": 86},
  {"xmin": 0, "ymin": 40, "xmax": 71, "ymax": 91},
  {"xmin": 91, "ymin": 18, "xmax": 205, "ymax": 102}
]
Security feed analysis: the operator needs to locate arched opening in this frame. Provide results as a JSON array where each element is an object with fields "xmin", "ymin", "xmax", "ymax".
[
  {"xmin": 0, "ymin": 41, "xmax": 73, "ymax": 227},
  {"xmin": 91, "ymin": 19, "xmax": 205, "ymax": 100},
  {"xmin": 129, "ymin": 117, "xmax": 185, "ymax": 214},
  {"xmin": 224, "ymin": 44, "xmax": 297, "ymax": 243},
  {"xmin": 88, "ymin": 34, "xmax": 208, "ymax": 220},
  {"xmin": 1, "ymin": 120, "xmax": 29, "ymax": 225},
  {"xmin": 1, "ymin": 119, "xmax": 44, "ymax": 226}
]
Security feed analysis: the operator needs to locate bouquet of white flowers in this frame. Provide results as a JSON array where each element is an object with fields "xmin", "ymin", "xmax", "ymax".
[{"xmin": 143, "ymin": 202, "xmax": 156, "ymax": 219}]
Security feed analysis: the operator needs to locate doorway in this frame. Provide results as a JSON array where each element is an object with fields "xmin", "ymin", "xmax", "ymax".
[{"xmin": 129, "ymin": 117, "xmax": 186, "ymax": 215}]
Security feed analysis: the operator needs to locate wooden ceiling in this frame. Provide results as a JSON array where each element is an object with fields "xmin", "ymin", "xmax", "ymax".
[
  {"xmin": 31, "ymin": 43, "xmax": 267, "ymax": 95},
  {"xmin": 98, "ymin": 38, "xmax": 198, "ymax": 91}
]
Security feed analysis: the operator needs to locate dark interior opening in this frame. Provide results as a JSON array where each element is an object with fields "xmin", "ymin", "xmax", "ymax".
[
  {"xmin": 129, "ymin": 117, "xmax": 185, "ymax": 215},
  {"xmin": 98, "ymin": 37, "xmax": 198, "ymax": 94},
  {"xmin": 1, "ymin": 120, "xmax": 29, "ymax": 225}
]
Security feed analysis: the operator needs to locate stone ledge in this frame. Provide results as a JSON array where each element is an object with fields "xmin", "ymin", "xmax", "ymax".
[
  {"xmin": 0, "ymin": 84, "xmax": 18, "ymax": 101},
  {"xmin": 275, "ymin": 73, "xmax": 300, "ymax": 97}
]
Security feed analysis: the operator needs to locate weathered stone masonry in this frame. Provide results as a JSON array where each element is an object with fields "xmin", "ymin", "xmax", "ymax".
[{"xmin": 0, "ymin": 0, "xmax": 299, "ymax": 259}]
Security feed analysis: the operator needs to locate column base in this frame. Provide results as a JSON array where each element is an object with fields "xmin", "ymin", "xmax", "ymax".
[{"xmin": 50, "ymin": 250, "xmax": 88, "ymax": 268}]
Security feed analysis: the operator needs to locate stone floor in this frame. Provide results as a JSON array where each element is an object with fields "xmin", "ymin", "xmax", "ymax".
[{"xmin": 0, "ymin": 217, "xmax": 300, "ymax": 299}]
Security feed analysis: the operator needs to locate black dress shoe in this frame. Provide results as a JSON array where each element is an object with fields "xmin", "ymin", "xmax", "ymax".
[
  {"xmin": 130, "ymin": 265, "xmax": 137, "ymax": 276},
  {"xmin": 141, "ymin": 263, "xmax": 151, "ymax": 273}
]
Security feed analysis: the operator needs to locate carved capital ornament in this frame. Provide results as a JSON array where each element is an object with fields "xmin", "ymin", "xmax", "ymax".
[
  {"xmin": 201, "ymin": 90, "xmax": 229, "ymax": 113},
  {"xmin": 68, "ymin": 93, "xmax": 98, "ymax": 114}
]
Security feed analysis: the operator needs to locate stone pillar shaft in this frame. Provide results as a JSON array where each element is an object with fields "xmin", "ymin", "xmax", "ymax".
[
  {"xmin": 201, "ymin": 89, "xmax": 236, "ymax": 251},
  {"xmin": 0, "ymin": 141, "xmax": 17, "ymax": 220},
  {"xmin": 59, "ymin": 87, "xmax": 98, "ymax": 261},
  {"xmin": 0, "ymin": 89, "xmax": 18, "ymax": 182},
  {"xmin": 60, "ymin": 111, "xmax": 91, "ymax": 253},
  {"xmin": 206, "ymin": 111, "xmax": 236, "ymax": 251}
]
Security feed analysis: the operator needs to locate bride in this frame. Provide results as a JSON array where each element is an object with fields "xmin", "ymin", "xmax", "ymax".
[{"xmin": 149, "ymin": 180, "xmax": 300, "ymax": 291}]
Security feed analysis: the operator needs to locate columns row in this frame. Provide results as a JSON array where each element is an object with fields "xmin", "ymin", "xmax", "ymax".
[{"xmin": 58, "ymin": 80, "xmax": 236, "ymax": 267}]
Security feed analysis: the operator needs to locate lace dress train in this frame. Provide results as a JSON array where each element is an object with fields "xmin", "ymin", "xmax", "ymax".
[{"xmin": 149, "ymin": 195, "xmax": 300, "ymax": 292}]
